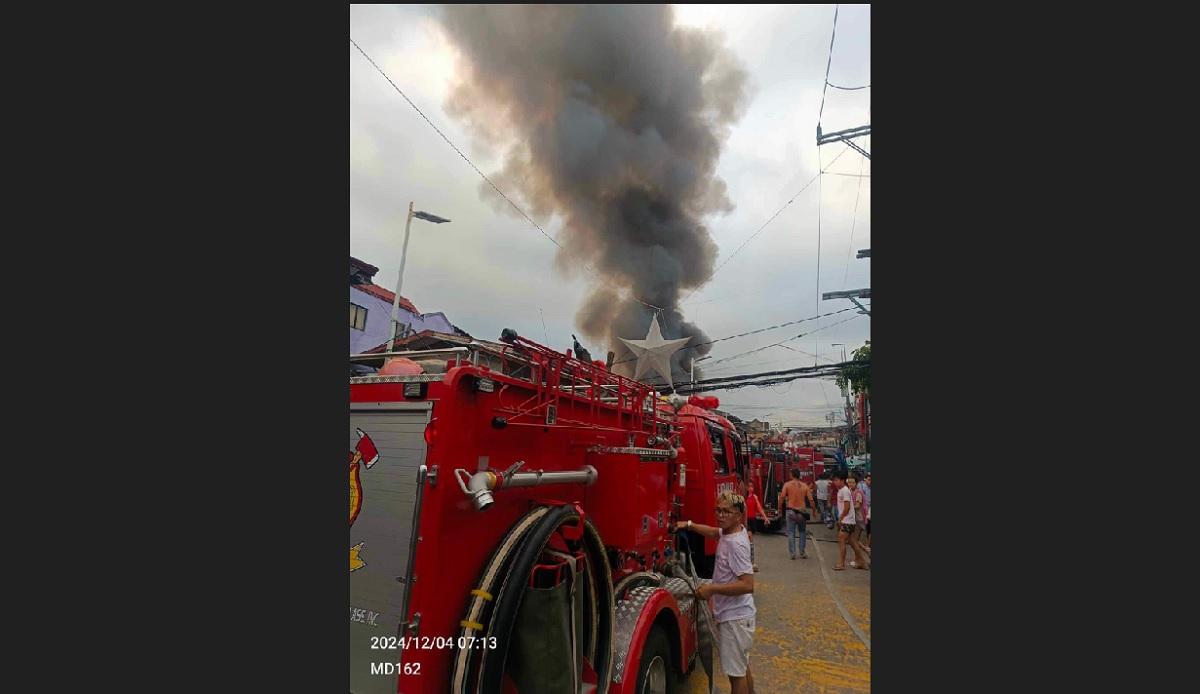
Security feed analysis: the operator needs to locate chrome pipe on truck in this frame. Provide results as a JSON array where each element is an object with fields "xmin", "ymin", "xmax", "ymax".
[{"xmin": 454, "ymin": 462, "xmax": 598, "ymax": 511}]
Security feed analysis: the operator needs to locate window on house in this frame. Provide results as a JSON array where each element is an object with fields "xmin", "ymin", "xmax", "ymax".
[{"xmin": 350, "ymin": 303, "xmax": 368, "ymax": 331}]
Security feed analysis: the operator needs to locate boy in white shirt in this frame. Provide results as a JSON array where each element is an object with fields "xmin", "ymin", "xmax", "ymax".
[{"xmin": 677, "ymin": 492, "xmax": 757, "ymax": 694}]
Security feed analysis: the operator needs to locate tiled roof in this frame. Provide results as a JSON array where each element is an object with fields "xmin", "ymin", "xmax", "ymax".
[
  {"xmin": 352, "ymin": 283, "xmax": 419, "ymax": 314},
  {"xmin": 364, "ymin": 330, "xmax": 493, "ymax": 355},
  {"xmin": 363, "ymin": 330, "xmax": 452, "ymax": 354}
]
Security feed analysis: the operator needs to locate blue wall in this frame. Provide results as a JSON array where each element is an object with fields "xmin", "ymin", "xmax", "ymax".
[{"xmin": 350, "ymin": 286, "xmax": 455, "ymax": 353}]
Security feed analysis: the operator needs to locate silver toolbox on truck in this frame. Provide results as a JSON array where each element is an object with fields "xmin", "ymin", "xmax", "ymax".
[{"xmin": 349, "ymin": 401, "xmax": 432, "ymax": 694}]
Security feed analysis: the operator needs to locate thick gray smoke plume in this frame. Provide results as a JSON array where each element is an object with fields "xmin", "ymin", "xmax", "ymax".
[{"xmin": 438, "ymin": 5, "xmax": 749, "ymax": 383}]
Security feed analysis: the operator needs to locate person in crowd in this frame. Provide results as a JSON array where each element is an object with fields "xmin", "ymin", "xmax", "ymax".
[
  {"xmin": 814, "ymin": 473, "xmax": 832, "ymax": 526},
  {"xmin": 846, "ymin": 475, "xmax": 871, "ymax": 570},
  {"xmin": 832, "ymin": 472, "xmax": 867, "ymax": 571},
  {"xmin": 745, "ymin": 488, "xmax": 768, "ymax": 572},
  {"xmin": 779, "ymin": 468, "xmax": 814, "ymax": 559},
  {"xmin": 861, "ymin": 473, "xmax": 871, "ymax": 552}
]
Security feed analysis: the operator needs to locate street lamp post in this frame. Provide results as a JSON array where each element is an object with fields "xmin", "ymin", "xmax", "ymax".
[{"xmin": 387, "ymin": 201, "xmax": 451, "ymax": 352}]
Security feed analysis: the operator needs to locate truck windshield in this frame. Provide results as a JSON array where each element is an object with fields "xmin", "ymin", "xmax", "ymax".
[{"xmin": 731, "ymin": 436, "xmax": 745, "ymax": 479}]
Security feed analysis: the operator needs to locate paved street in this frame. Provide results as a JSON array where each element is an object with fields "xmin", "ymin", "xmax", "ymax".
[{"xmin": 685, "ymin": 523, "xmax": 871, "ymax": 693}]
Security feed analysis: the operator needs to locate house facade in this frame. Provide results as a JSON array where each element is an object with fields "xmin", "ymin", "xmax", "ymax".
[{"xmin": 350, "ymin": 256, "xmax": 460, "ymax": 353}]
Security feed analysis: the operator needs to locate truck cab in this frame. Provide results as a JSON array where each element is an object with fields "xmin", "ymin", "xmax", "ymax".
[{"xmin": 674, "ymin": 399, "xmax": 742, "ymax": 577}]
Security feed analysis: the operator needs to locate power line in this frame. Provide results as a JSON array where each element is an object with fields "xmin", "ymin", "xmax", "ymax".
[
  {"xmin": 827, "ymin": 82, "xmax": 870, "ymax": 91},
  {"xmin": 631, "ymin": 296, "xmax": 668, "ymax": 313},
  {"xmin": 667, "ymin": 359, "xmax": 866, "ymax": 395},
  {"xmin": 817, "ymin": 4, "xmax": 840, "ymax": 125},
  {"xmin": 683, "ymin": 288, "xmax": 761, "ymax": 306},
  {"xmin": 840, "ymin": 153, "xmax": 868, "ymax": 289},
  {"xmin": 676, "ymin": 371, "xmax": 843, "ymax": 394},
  {"xmin": 350, "ymin": 37, "xmax": 562, "ymax": 251},
  {"xmin": 819, "ymin": 377, "xmax": 834, "ymax": 412},
  {"xmin": 692, "ymin": 307, "xmax": 854, "ymax": 352},
  {"xmin": 689, "ymin": 360, "xmax": 857, "ymax": 387},
  {"xmin": 705, "ymin": 313, "xmax": 865, "ymax": 367},
  {"xmin": 682, "ymin": 221, "xmax": 857, "ymax": 307},
  {"xmin": 704, "ymin": 358, "xmax": 822, "ymax": 377},
  {"xmin": 612, "ymin": 307, "xmax": 857, "ymax": 367},
  {"xmin": 777, "ymin": 343, "xmax": 840, "ymax": 363},
  {"xmin": 702, "ymin": 347, "xmax": 840, "ymax": 375},
  {"xmin": 679, "ymin": 145, "xmax": 850, "ymax": 307}
]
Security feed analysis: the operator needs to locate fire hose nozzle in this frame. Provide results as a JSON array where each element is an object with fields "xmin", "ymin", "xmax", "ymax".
[{"xmin": 454, "ymin": 468, "xmax": 498, "ymax": 511}]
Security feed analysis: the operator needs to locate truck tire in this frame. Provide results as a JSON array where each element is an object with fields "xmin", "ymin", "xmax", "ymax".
[{"xmin": 635, "ymin": 625, "xmax": 677, "ymax": 694}]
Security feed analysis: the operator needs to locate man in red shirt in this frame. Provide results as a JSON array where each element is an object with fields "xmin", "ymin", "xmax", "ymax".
[{"xmin": 745, "ymin": 490, "xmax": 767, "ymax": 572}]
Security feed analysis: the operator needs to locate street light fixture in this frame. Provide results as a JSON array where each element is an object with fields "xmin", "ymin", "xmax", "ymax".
[{"xmin": 387, "ymin": 201, "xmax": 451, "ymax": 352}]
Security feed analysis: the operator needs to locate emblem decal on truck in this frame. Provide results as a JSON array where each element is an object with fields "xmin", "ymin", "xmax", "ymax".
[
  {"xmin": 350, "ymin": 428, "xmax": 380, "ymax": 572},
  {"xmin": 350, "ymin": 542, "xmax": 366, "ymax": 573}
]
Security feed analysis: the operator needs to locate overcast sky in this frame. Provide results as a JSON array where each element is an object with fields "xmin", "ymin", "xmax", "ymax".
[{"xmin": 350, "ymin": 4, "xmax": 870, "ymax": 427}]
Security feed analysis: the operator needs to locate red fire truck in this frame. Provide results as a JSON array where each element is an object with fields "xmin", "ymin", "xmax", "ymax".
[
  {"xmin": 673, "ymin": 395, "xmax": 745, "ymax": 578},
  {"xmin": 744, "ymin": 440, "xmax": 827, "ymax": 533},
  {"xmin": 749, "ymin": 436, "xmax": 792, "ymax": 532},
  {"xmin": 746, "ymin": 446, "xmax": 771, "ymax": 532},
  {"xmin": 350, "ymin": 331, "xmax": 731, "ymax": 694},
  {"xmin": 791, "ymin": 447, "xmax": 824, "ymax": 484}
]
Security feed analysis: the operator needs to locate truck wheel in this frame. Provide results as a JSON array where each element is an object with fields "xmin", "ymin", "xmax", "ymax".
[{"xmin": 635, "ymin": 625, "xmax": 677, "ymax": 694}]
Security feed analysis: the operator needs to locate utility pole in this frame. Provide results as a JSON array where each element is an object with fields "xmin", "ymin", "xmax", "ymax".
[
  {"xmin": 822, "ymin": 287, "xmax": 870, "ymax": 316},
  {"xmin": 832, "ymin": 343, "xmax": 857, "ymax": 454},
  {"xmin": 817, "ymin": 7, "xmax": 871, "ymax": 159},
  {"xmin": 818, "ymin": 124, "xmax": 871, "ymax": 159}
]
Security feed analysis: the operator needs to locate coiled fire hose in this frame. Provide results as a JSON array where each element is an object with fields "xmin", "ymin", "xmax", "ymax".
[
  {"xmin": 450, "ymin": 505, "xmax": 615, "ymax": 694},
  {"xmin": 451, "ymin": 506, "xmax": 550, "ymax": 694},
  {"xmin": 674, "ymin": 530, "xmax": 718, "ymax": 694}
]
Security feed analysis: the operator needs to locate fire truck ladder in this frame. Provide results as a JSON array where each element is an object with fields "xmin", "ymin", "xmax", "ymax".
[{"xmin": 495, "ymin": 331, "xmax": 670, "ymax": 437}]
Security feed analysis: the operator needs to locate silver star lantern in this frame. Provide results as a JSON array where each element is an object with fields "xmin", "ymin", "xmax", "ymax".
[{"xmin": 619, "ymin": 314, "xmax": 691, "ymax": 388}]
